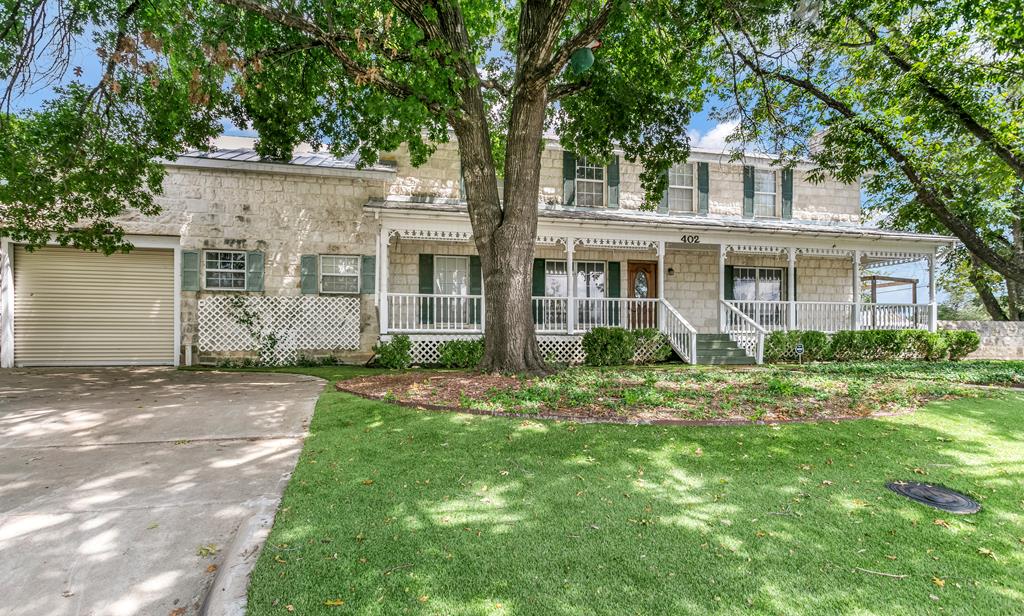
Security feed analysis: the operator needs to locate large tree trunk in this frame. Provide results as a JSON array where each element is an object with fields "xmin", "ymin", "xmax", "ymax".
[
  {"xmin": 969, "ymin": 256, "xmax": 1009, "ymax": 321},
  {"xmin": 452, "ymin": 73, "xmax": 548, "ymax": 374}
]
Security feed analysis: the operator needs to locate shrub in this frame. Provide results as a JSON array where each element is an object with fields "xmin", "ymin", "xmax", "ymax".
[
  {"xmin": 374, "ymin": 335, "xmax": 412, "ymax": 369},
  {"xmin": 801, "ymin": 331, "xmax": 832, "ymax": 361},
  {"xmin": 582, "ymin": 327, "xmax": 636, "ymax": 366},
  {"xmin": 438, "ymin": 338, "xmax": 485, "ymax": 369},
  {"xmin": 764, "ymin": 330, "xmax": 798, "ymax": 363},
  {"xmin": 632, "ymin": 328, "xmax": 673, "ymax": 364},
  {"xmin": 945, "ymin": 330, "xmax": 980, "ymax": 361}
]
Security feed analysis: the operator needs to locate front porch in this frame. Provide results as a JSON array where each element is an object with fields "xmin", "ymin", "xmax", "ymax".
[{"xmin": 371, "ymin": 202, "xmax": 948, "ymax": 364}]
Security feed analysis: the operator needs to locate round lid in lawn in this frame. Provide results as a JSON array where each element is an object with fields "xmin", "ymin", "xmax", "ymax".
[{"xmin": 886, "ymin": 481, "xmax": 980, "ymax": 514}]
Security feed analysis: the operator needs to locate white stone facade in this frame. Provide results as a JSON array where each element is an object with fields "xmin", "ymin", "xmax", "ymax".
[{"xmin": 49, "ymin": 135, "xmax": 943, "ymax": 365}]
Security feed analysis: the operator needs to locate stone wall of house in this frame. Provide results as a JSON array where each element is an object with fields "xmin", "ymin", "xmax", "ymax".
[
  {"xmin": 939, "ymin": 321, "xmax": 1024, "ymax": 359},
  {"xmin": 119, "ymin": 165, "xmax": 387, "ymax": 362},
  {"xmin": 385, "ymin": 139, "xmax": 861, "ymax": 224}
]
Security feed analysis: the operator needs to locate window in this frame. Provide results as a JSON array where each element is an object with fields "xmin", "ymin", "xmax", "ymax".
[
  {"xmin": 667, "ymin": 164, "xmax": 695, "ymax": 213},
  {"xmin": 204, "ymin": 250, "xmax": 247, "ymax": 290},
  {"xmin": 733, "ymin": 267, "xmax": 785, "ymax": 301},
  {"xmin": 754, "ymin": 169, "xmax": 777, "ymax": 217},
  {"xmin": 433, "ymin": 256, "xmax": 469, "ymax": 295},
  {"xmin": 545, "ymin": 260, "xmax": 570, "ymax": 297},
  {"xmin": 575, "ymin": 156, "xmax": 605, "ymax": 208},
  {"xmin": 320, "ymin": 255, "xmax": 360, "ymax": 294}
]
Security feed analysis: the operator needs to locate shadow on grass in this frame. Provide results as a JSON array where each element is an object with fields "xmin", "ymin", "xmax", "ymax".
[{"xmin": 246, "ymin": 389, "xmax": 1024, "ymax": 615}]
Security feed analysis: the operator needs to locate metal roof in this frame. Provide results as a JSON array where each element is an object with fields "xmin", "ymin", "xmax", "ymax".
[{"xmin": 176, "ymin": 148, "xmax": 397, "ymax": 173}]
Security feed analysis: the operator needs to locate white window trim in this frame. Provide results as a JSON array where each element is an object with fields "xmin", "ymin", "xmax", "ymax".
[
  {"xmin": 319, "ymin": 254, "xmax": 361, "ymax": 295},
  {"xmin": 433, "ymin": 255, "xmax": 471, "ymax": 296},
  {"xmin": 668, "ymin": 163, "xmax": 696, "ymax": 213},
  {"xmin": 733, "ymin": 266, "xmax": 787, "ymax": 301},
  {"xmin": 545, "ymin": 260, "xmax": 606, "ymax": 297},
  {"xmin": 753, "ymin": 169, "xmax": 779, "ymax": 218},
  {"xmin": 203, "ymin": 249, "xmax": 248, "ymax": 291},
  {"xmin": 575, "ymin": 156, "xmax": 606, "ymax": 208}
]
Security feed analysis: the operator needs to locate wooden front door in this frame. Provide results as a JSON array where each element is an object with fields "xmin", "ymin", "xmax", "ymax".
[{"xmin": 627, "ymin": 261, "xmax": 658, "ymax": 328}]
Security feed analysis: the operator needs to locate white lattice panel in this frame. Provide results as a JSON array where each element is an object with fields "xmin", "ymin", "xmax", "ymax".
[
  {"xmin": 385, "ymin": 334, "xmax": 586, "ymax": 365},
  {"xmin": 198, "ymin": 295, "xmax": 360, "ymax": 365}
]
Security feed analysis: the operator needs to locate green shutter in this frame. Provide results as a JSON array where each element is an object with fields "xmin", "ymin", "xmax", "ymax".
[
  {"xmin": 697, "ymin": 162, "xmax": 710, "ymax": 215},
  {"xmin": 181, "ymin": 250, "xmax": 199, "ymax": 291},
  {"xmin": 300, "ymin": 254, "xmax": 318, "ymax": 294},
  {"xmin": 607, "ymin": 261, "xmax": 621, "ymax": 326},
  {"xmin": 361, "ymin": 255, "xmax": 376, "ymax": 294},
  {"xmin": 418, "ymin": 254, "xmax": 434, "ymax": 325},
  {"xmin": 792, "ymin": 268, "xmax": 797, "ymax": 301},
  {"xmin": 781, "ymin": 168, "xmax": 794, "ymax": 219},
  {"xmin": 562, "ymin": 150, "xmax": 576, "ymax": 206},
  {"xmin": 532, "ymin": 258, "xmax": 546, "ymax": 325},
  {"xmin": 724, "ymin": 265, "xmax": 735, "ymax": 300},
  {"xmin": 469, "ymin": 255, "xmax": 482, "ymax": 324},
  {"xmin": 658, "ymin": 168, "xmax": 669, "ymax": 213},
  {"xmin": 607, "ymin": 154, "xmax": 620, "ymax": 209},
  {"xmin": 246, "ymin": 251, "xmax": 264, "ymax": 292},
  {"xmin": 742, "ymin": 166, "xmax": 755, "ymax": 218}
]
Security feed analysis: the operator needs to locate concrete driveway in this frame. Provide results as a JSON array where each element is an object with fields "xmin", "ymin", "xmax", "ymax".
[{"xmin": 0, "ymin": 368, "xmax": 323, "ymax": 616}]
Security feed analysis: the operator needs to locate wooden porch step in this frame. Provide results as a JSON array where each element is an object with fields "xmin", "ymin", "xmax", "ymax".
[{"xmin": 693, "ymin": 334, "xmax": 756, "ymax": 365}]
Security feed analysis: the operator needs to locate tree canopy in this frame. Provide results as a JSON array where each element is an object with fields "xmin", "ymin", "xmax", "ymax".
[{"xmin": 712, "ymin": 0, "xmax": 1024, "ymax": 317}]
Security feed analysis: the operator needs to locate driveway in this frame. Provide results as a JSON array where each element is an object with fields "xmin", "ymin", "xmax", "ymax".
[{"xmin": 0, "ymin": 368, "xmax": 323, "ymax": 616}]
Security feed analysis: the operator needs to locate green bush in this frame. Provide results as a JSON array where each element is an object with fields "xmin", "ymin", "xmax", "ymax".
[
  {"xmin": 438, "ymin": 338, "xmax": 485, "ymax": 369},
  {"xmin": 945, "ymin": 330, "xmax": 981, "ymax": 361},
  {"xmin": 374, "ymin": 335, "xmax": 412, "ymax": 369},
  {"xmin": 632, "ymin": 328, "xmax": 673, "ymax": 364},
  {"xmin": 766, "ymin": 328, "xmax": 980, "ymax": 363},
  {"xmin": 582, "ymin": 327, "xmax": 636, "ymax": 366}
]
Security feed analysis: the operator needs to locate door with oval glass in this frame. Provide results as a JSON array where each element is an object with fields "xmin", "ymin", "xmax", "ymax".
[{"xmin": 627, "ymin": 260, "xmax": 658, "ymax": 328}]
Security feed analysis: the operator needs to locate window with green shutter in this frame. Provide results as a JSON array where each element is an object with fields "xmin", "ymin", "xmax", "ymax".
[
  {"xmin": 418, "ymin": 253, "xmax": 434, "ymax": 325},
  {"xmin": 300, "ymin": 254, "xmax": 318, "ymax": 294},
  {"xmin": 742, "ymin": 166, "xmax": 755, "ymax": 218},
  {"xmin": 361, "ymin": 255, "xmax": 376, "ymax": 294},
  {"xmin": 607, "ymin": 155, "xmax": 620, "ymax": 208},
  {"xmin": 245, "ymin": 251, "xmax": 265, "ymax": 292},
  {"xmin": 697, "ymin": 162, "xmax": 709, "ymax": 214},
  {"xmin": 781, "ymin": 168, "xmax": 794, "ymax": 219},
  {"xmin": 562, "ymin": 151, "xmax": 576, "ymax": 206}
]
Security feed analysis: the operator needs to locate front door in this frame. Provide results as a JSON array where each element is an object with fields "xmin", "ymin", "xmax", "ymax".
[{"xmin": 627, "ymin": 261, "xmax": 658, "ymax": 328}]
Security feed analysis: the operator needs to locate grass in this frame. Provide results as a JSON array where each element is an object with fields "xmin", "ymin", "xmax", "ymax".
[{"xmin": 238, "ymin": 362, "xmax": 1024, "ymax": 615}]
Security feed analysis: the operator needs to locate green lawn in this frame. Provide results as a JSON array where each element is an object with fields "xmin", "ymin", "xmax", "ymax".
[{"xmin": 243, "ymin": 364, "xmax": 1024, "ymax": 615}]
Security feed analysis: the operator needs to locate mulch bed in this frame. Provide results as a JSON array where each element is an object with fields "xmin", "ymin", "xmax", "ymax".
[{"xmin": 336, "ymin": 370, "xmax": 931, "ymax": 426}]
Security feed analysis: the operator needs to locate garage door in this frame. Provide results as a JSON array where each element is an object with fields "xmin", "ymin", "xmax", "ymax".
[{"xmin": 13, "ymin": 245, "xmax": 175, "ymax": 366}]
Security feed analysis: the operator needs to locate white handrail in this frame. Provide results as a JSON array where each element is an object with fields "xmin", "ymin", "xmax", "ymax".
[
  {"xmin": 658, "ymin": 298, "xmax": 698, "ymax": 364},
  {"xmin": 720, "ymin": 299, "xmax": 766, "ymax": 364}
]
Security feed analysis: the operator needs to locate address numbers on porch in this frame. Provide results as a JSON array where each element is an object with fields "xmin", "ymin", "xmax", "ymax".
[{"xmin": 680, "ymin": 235, "xmax": 700, "ymax": 243}]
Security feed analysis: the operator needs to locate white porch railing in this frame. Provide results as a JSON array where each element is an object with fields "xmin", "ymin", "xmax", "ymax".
[
  {"xmin": 795, "ymin": 301, "xmax": 858, "ymax": 332},
  {"xmin": 659, "ymin": 298, "xmax": 698, "ymax": 364},
  {"xmin": 860, "ymin": 303, "xmax": 931, "ymax": 330},
  {"xmin": 721, "ymin": 299, "xmax": 766, "ymax": 363},
  {"xmin": 726, "ymin": 300, "xmax": 789, "ymax": 331},
  {"xmin": 532, "ymin": 296, "xmax": 569, "ymax": 332},
  {"xmin": 387, "ymin": 293, "xmax": 484, "ymax": 333},
  {"xmin": 725, "ymin": 300, "xmax": 935, "ymax": 333}
]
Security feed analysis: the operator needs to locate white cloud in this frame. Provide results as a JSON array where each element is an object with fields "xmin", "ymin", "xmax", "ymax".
[{"xmin": 691, "ymin": 120, "xmax": 739, "ymax": 152}]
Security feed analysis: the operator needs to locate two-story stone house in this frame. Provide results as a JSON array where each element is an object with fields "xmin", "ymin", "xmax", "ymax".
[{"xmin": 0, "ymin": 135, "xmax": 953, "ymax": 368}]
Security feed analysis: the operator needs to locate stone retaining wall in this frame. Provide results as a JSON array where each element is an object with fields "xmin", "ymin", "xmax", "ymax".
[{"xmin": 939, "ymin": 321, "xmax": 1024, "ymax": 360}]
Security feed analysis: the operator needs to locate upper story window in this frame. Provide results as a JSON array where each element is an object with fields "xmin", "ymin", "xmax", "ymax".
[
  {"xmin": 204, "ymin": 250, "xmax": 247, "ymax": 290},
  {"xmin": 668, "ymin": 164, "xmax": 695, "ymax": 213},
  {"xmin": 320, "ymin": 255, "xmax": 360, "ymax": 294},
  {"xmin": 575, "ymin": 157, "xmax": 605, "ymax": 208},
  {"xmin": 754, "ymin": 169, "xmax": 777, "ymax": 217}
]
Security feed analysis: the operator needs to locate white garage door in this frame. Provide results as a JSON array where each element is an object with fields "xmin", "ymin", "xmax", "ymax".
[{"xmin": 13, "ymin": 245, "xmax": 175, "ymax": 366}]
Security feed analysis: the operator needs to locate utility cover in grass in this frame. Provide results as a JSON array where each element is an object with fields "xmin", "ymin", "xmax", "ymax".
[{"xmin": 886, "ymin": 481, "xmax": 981, "ymax": 514}]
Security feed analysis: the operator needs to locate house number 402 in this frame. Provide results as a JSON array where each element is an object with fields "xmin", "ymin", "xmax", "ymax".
[{"xmin": 680, "ymin": 235, "xmax": 701, "ymax": 243}]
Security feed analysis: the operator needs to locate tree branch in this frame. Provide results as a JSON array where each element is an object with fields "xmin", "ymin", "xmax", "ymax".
[
  {"xmin": 850, "ymin": 15, "xmax": 1024, "ymax": 181},
  {"xmin": 534, "ymin": 0, "xmax": 615, "ymax": 84},
  {"xmin": 735, "ymin": 49, "xmax": 1024, "ymax": 283},
  {"xmin": 547, "ymin": 78, "xmax": 592, "ymax": 101}
]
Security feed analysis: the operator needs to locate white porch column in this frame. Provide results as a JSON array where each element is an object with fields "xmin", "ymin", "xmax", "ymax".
[
  {"xmin": 787, "ymin": 247, "xmax": 796, "ymax": 331},
  {"xmin": 657, "ymin": 241, "xmax": 666, "ymax": 300},
  {"xmin": 852, "ymin": 249, "xmax": 862, "ymax": 330},
  {"xmin": 719, "ymin": 243, "xmax": 727, "ymax": 332},
  {"xmin": 928, "ymin": 250, "xmax": 938, "ymax": 332},
  {"xmin": 378, "ymin": 227, "xmax": 390, "ymax": 334},
  {"xmin": 0, "ymin": 238, "xmax": 13, "ymax": 368},
  {"xmin": 566, "ymin": 236, "xmax": 575, "ymax": 335}
]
